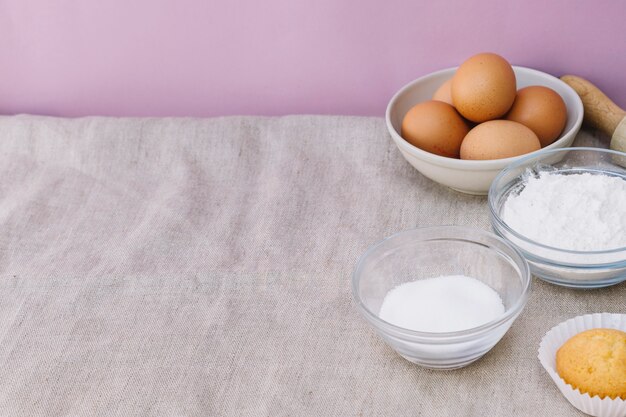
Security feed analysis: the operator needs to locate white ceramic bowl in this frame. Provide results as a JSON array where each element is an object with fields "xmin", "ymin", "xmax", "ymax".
[{"xmin": 385, "ymin": 66, "xmax": 584, "ymax": 195}]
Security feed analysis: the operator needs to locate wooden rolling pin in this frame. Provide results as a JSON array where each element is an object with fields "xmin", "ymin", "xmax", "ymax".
[{"xmin": 560, "ymin": 75, "xmax": 626, "ymax": 153}]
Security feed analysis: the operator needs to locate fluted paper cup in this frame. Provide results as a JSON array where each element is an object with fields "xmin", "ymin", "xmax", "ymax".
[{"xmin": 538, "ymin": 313, "xmax": 626, "ymax": 417}]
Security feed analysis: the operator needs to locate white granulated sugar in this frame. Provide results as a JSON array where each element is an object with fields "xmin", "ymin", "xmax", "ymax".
[
  {"xmin": 378, "ymin": 275, "xmax": 505, "ymax": 333},
  {"xmin": 502, "ymin": 172, "xmax": 626, "ymax": 251}
]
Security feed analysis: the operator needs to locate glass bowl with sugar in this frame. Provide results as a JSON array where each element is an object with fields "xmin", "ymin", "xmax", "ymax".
[
  {"xmin": 352, "ymin": 226, "xmax": 531, "ymax": 370},
  {"xmin": 489, "ymin": 147, "xmax": 626, "ymax": 288}
]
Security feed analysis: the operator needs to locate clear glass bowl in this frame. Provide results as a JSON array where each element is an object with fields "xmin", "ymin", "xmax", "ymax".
[
  {"xmin": 352, "ymin": 226, "xmax": 531, "ymax": 370},
  {"xmin": 489, "ymin": 147, "xmax": 626, "ymax": 288}
]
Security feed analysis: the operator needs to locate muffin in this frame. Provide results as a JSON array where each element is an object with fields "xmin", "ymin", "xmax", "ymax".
[{"xmin": 556, "ymin": 328, "xmax": 626, "ymax": 399}]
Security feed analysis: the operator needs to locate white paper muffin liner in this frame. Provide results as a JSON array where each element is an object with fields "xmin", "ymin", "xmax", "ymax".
[{"xmin": 538, "ymin": 313, "xmax": 626, "ymax": 417}]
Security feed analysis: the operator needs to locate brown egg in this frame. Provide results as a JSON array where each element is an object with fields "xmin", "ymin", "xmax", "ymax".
[
  {"xmin": 505, "ymin": 86, "xmax": 567, "ymax": 147},
  {"xmin": 451, "ymin": 53, "xmax": 517, "ymax": 123},
  {"xmin": 460, "ymin": 120, "xmax": 541, "ymax": 160},
  {"xmin": 432, "ymin": 79, "xmax": 453, "ymax": 105},
  {"xmin": 401, "ymin": 100, "xmax": 470, "ymax": 158}
]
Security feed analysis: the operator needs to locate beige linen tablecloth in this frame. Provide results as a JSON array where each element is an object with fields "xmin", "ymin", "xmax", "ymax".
[{"xmin": 0, "ymin": 114, "xmax": 621, "ymax": 416}]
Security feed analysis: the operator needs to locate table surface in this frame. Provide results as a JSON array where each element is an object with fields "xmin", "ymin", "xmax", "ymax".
[{"xmin": 0, "ymin": 114, "xmax": 621, "ymax": 416}]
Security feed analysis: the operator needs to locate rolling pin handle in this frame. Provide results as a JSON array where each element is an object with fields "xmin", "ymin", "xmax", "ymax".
[{"xmin": 560, "ymin": 75, "xmax": 626, "ymax": 138}]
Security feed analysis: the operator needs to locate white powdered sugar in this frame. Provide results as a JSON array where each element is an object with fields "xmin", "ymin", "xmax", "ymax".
[{"xmin": 502, "ymin": 172, "xmax": 626, "ymax": 251}]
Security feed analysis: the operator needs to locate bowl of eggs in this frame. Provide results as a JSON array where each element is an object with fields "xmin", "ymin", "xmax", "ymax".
[{"xmin": 386, "ymin": 53, "xmax": 584, "ymax": 194}]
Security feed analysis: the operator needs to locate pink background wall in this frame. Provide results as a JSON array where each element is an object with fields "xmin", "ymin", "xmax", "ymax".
[{"xmin": 1, "ymin": 1, "xmax": 625, "ymax": 117}]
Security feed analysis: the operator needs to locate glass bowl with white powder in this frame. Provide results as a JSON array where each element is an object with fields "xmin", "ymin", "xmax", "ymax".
[
  {"xmin": 352, "ymin": 226, "xmax": 531, "ymax": 370},
  {"xmin": 489, "ymin": 147, "xmax": 626, "ymax": 288}
]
